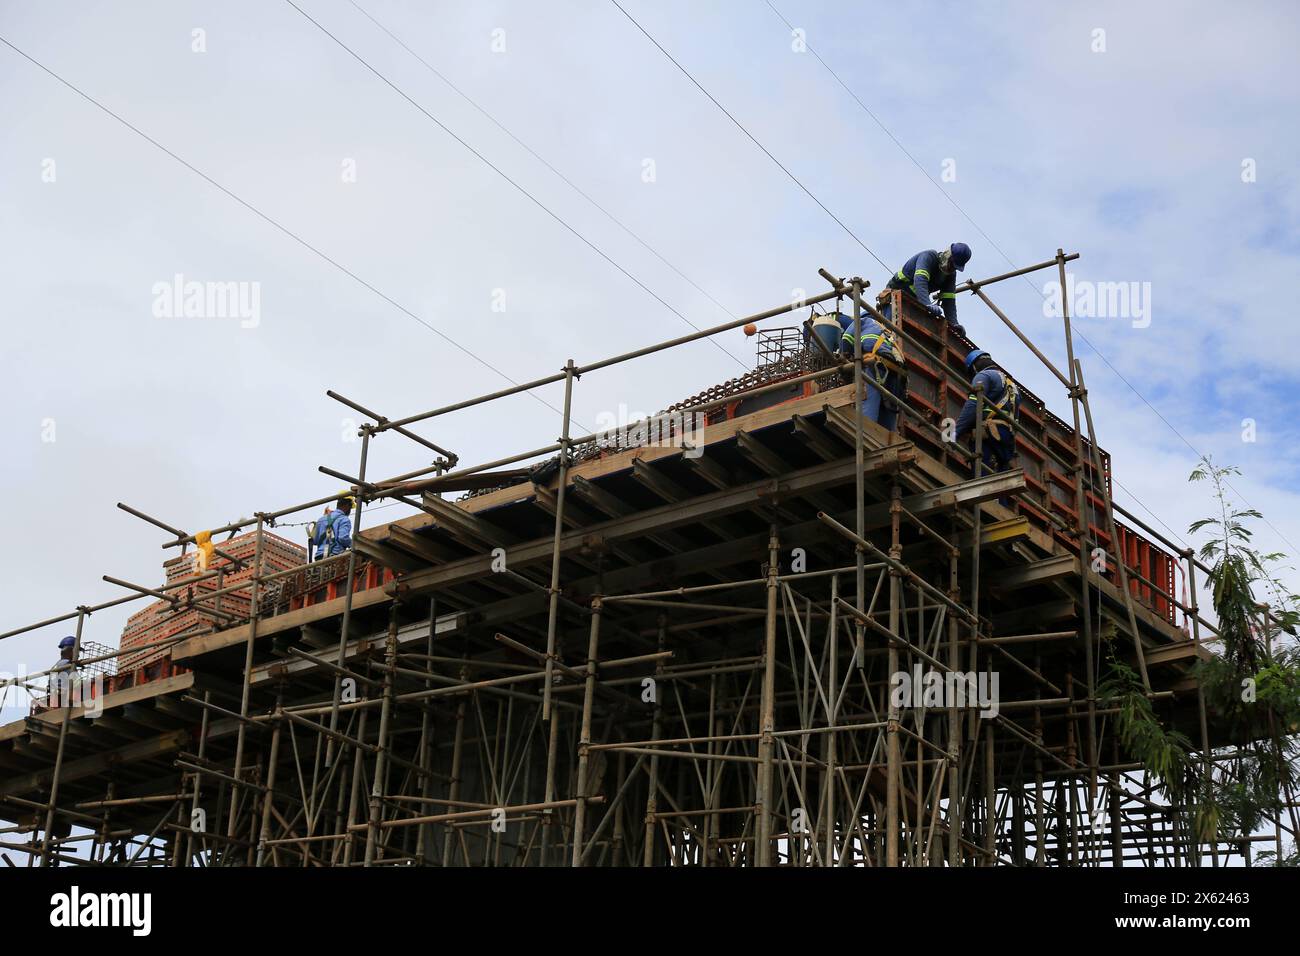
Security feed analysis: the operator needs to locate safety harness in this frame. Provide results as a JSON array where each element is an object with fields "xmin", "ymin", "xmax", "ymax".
[
  {"xmin": 971, "ymin": 369, "xmax": 1019, "ymax": 440},
  {"xmin": 844, "ymin": 325, "xmax": 905, "ymax": 376},
  {"xmin": 309, "ymin": 511, "xmax": 342, "ymax": 558},
  {"xmin": 841, "ymin": 330, "xmax": 906, "ymax": 421}
]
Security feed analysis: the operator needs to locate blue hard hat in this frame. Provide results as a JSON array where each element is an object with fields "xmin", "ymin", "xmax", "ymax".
[
  {"xmin": 965, "ymin": 349, "xmax": 989, "ymax": 369},
  {"xmin": 59, "ymin": 636, "xmax": 76, "ymax": 649},
  {"xmin": 950, "ymin": 242, "xmax": 971, "ymax": 272}
]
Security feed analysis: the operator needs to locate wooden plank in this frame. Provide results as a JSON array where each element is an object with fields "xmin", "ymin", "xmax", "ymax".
[
  {"xmin": 386, "ymin": 524, "xmax": 460, "ymax": 564},
  {"xmin": 792, "ymin": 414, "xmax": 848, "ymax": 461},
  {"xmin": 1143, "ymin": 641, "xmax": 1212, "ymax": 667},
  {"xmin": 733, "ymin": 431, "xmax": 841, "ymax": 515},
  {"xmin": 993, "ymin": 554, "xmax": 1078, "ymax": 592},
  {"xmin": 631, "ymin": 459, "xmax": 740, "ymax": 539},
  {"xmin": 981, "ymin": 517, "xmax": 1030, "ymax": 546},
  {"xmin": 0, "ymin": 729, "xmax": 190, "ymax": 798},
  {"xmin": 172, "ymin": 585, "xmax": 390, "ymax": 662},
  {"xmin": 371, "ymin": 383, "xmax": 864, "ymax": 534},
  {"xmin": 684, "ymin": 452, "xmax": 736, "ymax": 490},
  {"xmin": 993, "ymin": 599, "xmax": 1077, "ymax": 634},
  {"xmin": 393, "ymin": 444, "xmax": 916, "ymax": 597},
  {"xmin": 534, "ymin": 486, "xmax": 656, "ymax": 566},
  {"xmin": 24, "ymin": 672, "xmax": 195, "ymax": 728},
  {"xmin": 353, "ymin": 536, "xmax": 424, "ymax": 573},
  {"xmin": 571, "ymin": 474, "xmax": 701, "ymax": 556},
  {"xmin": 250, "ymin": 615, "xmax": 463, "ymax": 686},
  {"xmin": 420, "ymin": 493, "xmax": 518, "ymax": 548}
]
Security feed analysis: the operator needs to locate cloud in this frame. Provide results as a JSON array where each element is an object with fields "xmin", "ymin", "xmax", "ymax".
[{"xmin": 1, "ymin": 0, "xmax": 1298, "ymax": 675}]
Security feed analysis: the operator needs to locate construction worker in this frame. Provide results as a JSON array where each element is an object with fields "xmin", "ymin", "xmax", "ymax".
[
  {"xmin": 312, "ymin": 497, "xmax": 354, "ymax": 560},
  {"xmin": 47, "ymin": 636, "xmax": 77, "ymax": 707},
  {"xmin": 841, "ymin": 313, "xmax": 907, "ymax": 431},
  {"xmin": 955, "ymin": 349, "xmax": 1019, "ymax": 478},
  {"xmin": 884, "ymin": 243, "xmax": 971, "ymax": 335}
]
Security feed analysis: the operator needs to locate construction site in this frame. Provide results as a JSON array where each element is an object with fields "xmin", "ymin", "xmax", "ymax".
[{"xmin": 1, "ymin": 250, "xmax": 1276, "ymax": 869}]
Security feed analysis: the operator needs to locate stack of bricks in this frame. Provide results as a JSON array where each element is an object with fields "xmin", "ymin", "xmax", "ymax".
[{"xmin": 117, "ymin": 529, "xmax": 307, "ymax": 671}]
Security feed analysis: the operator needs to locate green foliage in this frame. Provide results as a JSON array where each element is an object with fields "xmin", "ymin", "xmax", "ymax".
[
  {"xmin": 1098, "ymin": 653, "xmax": 1194, "ymax": 803},
  {"xmin": 1256, "ymin": 848, "xmax": 1300, "ymax": 867},
  {"xmin": 1256, "ymin": 648, "xmax": 1300, "ymax": 732},
  {"xmin": 1186, "ymin": 456, "xmax": 1300, "ymax": 863}
]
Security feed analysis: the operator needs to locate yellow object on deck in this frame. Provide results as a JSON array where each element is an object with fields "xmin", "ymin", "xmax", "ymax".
[{"xmin": 194, "ymin": 530, "xmax": 215, "ymax": 572}]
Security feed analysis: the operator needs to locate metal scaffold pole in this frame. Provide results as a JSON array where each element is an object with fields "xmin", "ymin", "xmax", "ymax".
[
  {"xmin": 0, "ymin": 257, "xmax": 1252, "ymax": 869},
  {"xmin": 38, "ymin": 606, "xmax": 86, "ymax": 867},
  {"xmin": 756, "ymin": 528, "xmax": 780, "ymax": 866},
  {"xmin": 226, "ymin": 516, "xmax": 266, "ymax": 849}
]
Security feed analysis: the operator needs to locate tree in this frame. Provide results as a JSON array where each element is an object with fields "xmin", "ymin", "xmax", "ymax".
[{"xmin": 1189, "ymin": 456, "xmax": 1300, "ymax": 865}]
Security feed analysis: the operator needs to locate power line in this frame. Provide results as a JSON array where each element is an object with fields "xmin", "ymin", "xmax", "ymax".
[
  {"xmin": 0, "ymin": 31, "xmax": 570, "ymax": 424},
  {"xmin": 616, "ymin": 0, "xmax": 1220, "ymax": 565},
  {"xmin": 284, "ymin": 0, "xmax": 743, "ymax": 385},
  {"xmin": 763, "ymin": 1, "xmax": 1023, "ymax": 274},
  {"xmin": 608, "ymin": 0, "xmax": 889, "ymax": 273},
  {"xmin": 346, "ymin": 0, "xmax": 750, "ymax": 371},
  {"xmin": 1112, "ymin": 477, "xmax": 1191, "ymax": 552},
  {"xmin": 759, "ymin": 1, "xmax": 1299, "ymax": 561}
]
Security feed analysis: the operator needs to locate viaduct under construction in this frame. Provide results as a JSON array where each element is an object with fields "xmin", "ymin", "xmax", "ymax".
[{"xmin": 0, "ymin": 252, "xmax": 1260, "ymax": 867}]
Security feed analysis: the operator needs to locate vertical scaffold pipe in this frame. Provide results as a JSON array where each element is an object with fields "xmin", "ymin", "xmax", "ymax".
[
  {"xmin": 886, "ymin": 485, "xmax": 901, "ymax": 867},
  {"xmin": 325, "ymin": 428, "xmax": 371, "ymax": 768},
  {"xmin": 39, "ymin": 605, "xmax": 86, "ymax": 866},
  {"xmin": 227, "ymin": 516, "xmax": 266, "ymax": 844},
  {"xmin": 756, "ymin": 528, "xmax": 780, "ymax": 866},
  {"xmin": 571, "ymin": 597, "xmax": 603, "ymax": 865},
  {"xmin": 543, "ymin": 359, "xmax": 577, "ymax": 723}
]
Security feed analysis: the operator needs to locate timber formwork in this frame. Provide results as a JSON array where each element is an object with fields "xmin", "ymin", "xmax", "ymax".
[{"xmin": 0, "ymin": 252, "xmax": 1270, "ymax": 867}]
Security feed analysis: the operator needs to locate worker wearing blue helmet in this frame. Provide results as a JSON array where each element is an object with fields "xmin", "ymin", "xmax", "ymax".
[
  {"xmin": 47, "ymin": 635, "xmax": 78, "ymax": 705},
  {"xmin": 955, "ymin": 349, "xmax": 1018, "ymax": 480},
  {"xmin": 885, "ymin": 243, "xmax": 971, "ymax": 335}
]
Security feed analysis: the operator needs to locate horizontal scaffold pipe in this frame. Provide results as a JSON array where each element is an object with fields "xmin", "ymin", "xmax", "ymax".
[{"xmin": 379, "ymin": 288, "xmax": 847, "ymax": 434}]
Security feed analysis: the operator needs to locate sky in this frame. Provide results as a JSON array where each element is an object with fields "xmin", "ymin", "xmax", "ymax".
[{"xmin": 2, "ymin": 0, "xmax": 1299, "ymax": 716}]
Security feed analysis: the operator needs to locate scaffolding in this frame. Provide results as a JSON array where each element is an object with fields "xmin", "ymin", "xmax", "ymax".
[{"xmin": 0, "ymin": 250, "xmax": 1281, "ymax": 867}]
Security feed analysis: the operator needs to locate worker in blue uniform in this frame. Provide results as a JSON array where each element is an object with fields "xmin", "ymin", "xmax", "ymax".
[
  {"xmin": 840, "ymin": 313, "xmax": 907, "ymax": 431},
  {"xmin": 312, "ymin": 497, "xmax": 354, "ymax": 560},
  {"xmin": 47, "ymin": 635, "xmax": 78, "ymax": 706},
  {"xmin": 884, "ymin": 243, "xmax": 971, "ymax": 335},
  {"xmin": 955, "ymin": 349, "xmax": 1018, "ymax": 478}
]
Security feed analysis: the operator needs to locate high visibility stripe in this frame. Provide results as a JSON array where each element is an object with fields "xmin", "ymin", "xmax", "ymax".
[
  {"xmin": 845, "ymin": 330, "xmax": 903, "ymax": 364},
  {"xmin": 915, "ymin": 269, "xmax": 930, "ymax": 279},
  {"xmin": 970, "ymin": 374, "xmax": 1019, "ymax": 438},
  {"xmin": 940, "ymin": 292, "xmax": 956, "ymax": 299}
]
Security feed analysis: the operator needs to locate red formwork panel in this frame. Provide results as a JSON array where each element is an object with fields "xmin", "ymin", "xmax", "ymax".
[
  {"xmin": 1112, "ymin": 523, "xmax": 1178, "ymax": 625},
  {"xmin": 710, "ymin": 292, "xmax": 1181, "ymax": 627},
  {"xmin": 655, "ymin": 293, "xmax": 1183, "ymax": 627},
  {"xmin": 762, "ymin": 291, "xmax": 1180, "ymax": 627},
  {"xmin": 284, "ymin": 557, "xmax": 385, "ymax": 612}
]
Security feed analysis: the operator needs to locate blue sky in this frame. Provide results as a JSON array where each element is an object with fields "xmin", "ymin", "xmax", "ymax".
[{"xmin": 2, "ymin": 0, "xmax": 1299, "ymax": 701}]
